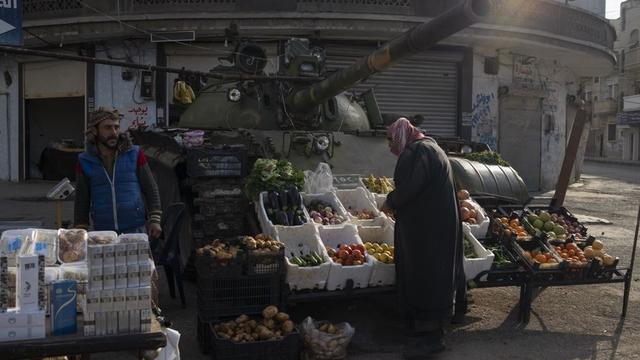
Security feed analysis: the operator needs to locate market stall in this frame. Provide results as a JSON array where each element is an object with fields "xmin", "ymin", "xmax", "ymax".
[{"xmin": 0, "ymin": 229, "xmax": 169, "ymax": 358}]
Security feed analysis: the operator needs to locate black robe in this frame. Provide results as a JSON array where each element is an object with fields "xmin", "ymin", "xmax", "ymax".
[{"xmin": 387, "ymin": 138, "xmax": 462, "ymax": 322}]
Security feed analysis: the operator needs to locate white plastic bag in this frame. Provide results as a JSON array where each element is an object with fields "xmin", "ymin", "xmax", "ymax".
[
  {"xmin": 304, "ymin": 163, "xmax": 335, "ymax": 194},
  {"xmin": 152, "ymin": 327, "xmax": 181, "ymax": 360},
  {"xmin": 301, "ymin": 316, "xmax": 355, "ymax": 360}
]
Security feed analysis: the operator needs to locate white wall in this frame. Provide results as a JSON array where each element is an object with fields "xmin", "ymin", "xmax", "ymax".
[
  {"xmin": 0, "ymin": 57, "xmax": 19, "ymax": 181},
  {"xmin": 472, "ymin": 48, "xmax": 577, "ymax": 191},
  {"xmin": 552, "ymin": 0, "xmax": 605, "ymax": 17},
  {"xmin": 95, "ymin": 41, "xmax": 157, "ymax": 130}
]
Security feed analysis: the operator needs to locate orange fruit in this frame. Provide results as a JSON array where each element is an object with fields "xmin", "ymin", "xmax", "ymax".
[{"xmin": 535, "ymin": 254, "xmax": 547, "ymax": 263}]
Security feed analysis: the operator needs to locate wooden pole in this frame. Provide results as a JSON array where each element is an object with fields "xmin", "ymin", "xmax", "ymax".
[
  {"xmin": 551, "ymin": 103, "xmax": 590, "ymax": 208},
  {"xmin": 55, "ymin": 200, "xmax": 62, "ymax": 228}
]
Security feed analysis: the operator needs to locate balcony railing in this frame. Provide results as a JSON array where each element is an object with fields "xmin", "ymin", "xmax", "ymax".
[
  {"xmin": 22, "ymin": 0, "xmax": 615, "ymax": 49},
  {"xmin": 593, "ymin": 98, "xmax": 618, "ymax": 114}
]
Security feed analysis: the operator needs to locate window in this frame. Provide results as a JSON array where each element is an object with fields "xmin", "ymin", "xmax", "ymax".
[
  {"xmin": 608, "ymin": 83, "xmax": 619, "ymax": 99},
  {"xmin": 594, "ymin": 76, "xmax": 599, "ymax": 83},
  {"xmin": 608, "ymin": 124, "xmax": 617, "ymax": 141},
  {"xmin": 630, "ymin": 29, "xmax": 640, "ymax": 48},
  {"xmin": 585, "ymin": 91, "xmax": 592, "ymax": 102}
]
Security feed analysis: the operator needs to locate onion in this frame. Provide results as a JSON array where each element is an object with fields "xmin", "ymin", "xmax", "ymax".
[
  {"xmin": 460, "ymin": 207, "xmax": 471, "ymax": 221},
  {"xmin": 457, "ymin": 190, "xmax": 470, "ymax": 200}
]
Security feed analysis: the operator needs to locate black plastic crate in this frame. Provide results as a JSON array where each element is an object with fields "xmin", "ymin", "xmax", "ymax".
[
  {"xmin": 195, "ymin": 197, "xmax": 248, "ymax": 217},
  {"xmin": 198, "ymin": 315, "xmax": 212, "ymax": 354},
  {"xmin": 210, "ymin": 323, "xmax": 300, "ymax": 360},
  {"xmin": 187, "ymin": 146, "xmax": 248, "ymax": 178},
  {"xmin": 196, "ymin": 255, "xmax": 245, "ymax": 279},
  {"xmin": 197, "ymin": 274, "xmax": 284, "ymax": 321},
  {"xmin": 194, "ymin": 215, "xmax": 246, "ymax": 238},
  {"xmin": 245, "ymin": 248, "xmax": 285, "ymax": 276}
]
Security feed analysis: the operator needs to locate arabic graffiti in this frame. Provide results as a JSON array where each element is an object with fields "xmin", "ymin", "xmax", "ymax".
[
  {"xmin": 472, "ymin": 91, "xmax": 497, "ymax": 150},
  {"xmin": 127, "ymin": 105, "xmax": 148, "ymax": 130}
]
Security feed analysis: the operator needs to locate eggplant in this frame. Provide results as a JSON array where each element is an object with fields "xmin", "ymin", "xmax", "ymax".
[
  {"xmin": 280, "ymin": 190, "xmax": 289, "ymax": 211},
  {"xmin": 276, "ymin": 211, "xmax": 289, "ymax": 226},
  {"xmin": 289, "ymin": 186, "xmax": 302, "ymax": 209},
  {"xmin": 286, "ymin": 209, "xmax": 295, "ymax": 226},
  {"xmin": 268, "ymin": 191, "xmax": 280, "ymax": 211}
]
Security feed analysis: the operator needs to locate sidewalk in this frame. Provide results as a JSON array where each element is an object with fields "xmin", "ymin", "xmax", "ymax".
[{"xmin": 584, "ymin": 156, "xmax": 640, "ymax": 167}]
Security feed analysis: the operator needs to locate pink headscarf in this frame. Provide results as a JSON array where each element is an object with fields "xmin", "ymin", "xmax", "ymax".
[{"xmin": 388, "ymin": 117, "xmax": 426, "ymax": 156}]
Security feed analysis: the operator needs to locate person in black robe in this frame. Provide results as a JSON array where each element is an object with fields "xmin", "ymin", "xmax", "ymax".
[{"xmin": 382, "ymin": 118, "xmax": 465, "ymax": 358}]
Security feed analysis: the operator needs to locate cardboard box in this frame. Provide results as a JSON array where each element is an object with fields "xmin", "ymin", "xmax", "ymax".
[
  {"xmin": 16, "ymin": 255, "xmax": 39, "ymax": 312},
  {"xmin": 88, "ymin": 266, "xmax": 103, "ymax": 291},
  {"xmin": 125, "ymin": 288, "xmax": 138, "ymax": 311},
  {"xmin": 103, "ymin": 245, "xmax": 115, "ymax": 267},
  {"xmin": 107, "ymin": 311, "xmax": 118, "ymax": 335},
  {"xmin": 118, "ymin": 311, "xmax": 129, "ymax": 334},
  {"xmin": 126, "ymin": 243, "xmax": 139, "ymax": 265},
  {"xmin": 140, "ymin": 308, "xmax": 151, "ymax": 333},
  {"xmin": 86, "ymin": 290, "xmax": 101, "ymax": 313},
  {"xmin": 129, "ymin": 310, "xmax": 140, "ymax": 333},
  {"xmin": 37, "ymin": 256, "xmax": 45, "ymax": 312},
  {"xmin": 103, "ymin": 266, "xmax": 115, "ymax": 290},
  {"xmin": 138, "ymin": 286, "xmax": 151, "ymax": 310},
  {"xmin": 139, "ymin": 261, "xmax": 152, "ymax": 287},
  {"xmin": 100, "ymin": 290, "xmax": 113, "ymax": 312},
  {"xmin": 138, "ymin": 242, "xmax": 150, "ymax": 263},
  {"xmin": 87, "ymin": 245, "xmax": 104, "ymax": 268},
  {"xmin": 113, "ymin": 288, "xmax": 126, "ymax": 311},
  {"xmin": 115, "ymin": 244, "xmax": 127, "ymax": 267},
  {"xmin": 115, "ymin": 266, "xmax": 128, "ymax": 289},
  {"xmin": 0, "ymin": 327, "xmax": 29, "ymax": 342},
  {"xmin": 50, "ymin": 280, "xmax": 77, "ymax": 336},
  {"xmin": 83, "ymin": 311, "xmax": 96, "ymax": 336},
  {"xmin": 29, "ymin": 324, "xmax": 45, "ymax": 339},
  {"xmin": 127, "ymin": 264, "xmax": 140, "ymax": 288},
  {"xmin": 0, "ymin": 308, "xmax": 29, "ymax": 327},
  {"xmin": 96, "ymin": 312, "xmax": 106, "ymax": 336}
]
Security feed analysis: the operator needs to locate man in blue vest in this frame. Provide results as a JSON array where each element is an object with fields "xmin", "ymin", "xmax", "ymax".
[{"xmin": 74, "ymin": 108, "xmax": 162, "ymax": 237}]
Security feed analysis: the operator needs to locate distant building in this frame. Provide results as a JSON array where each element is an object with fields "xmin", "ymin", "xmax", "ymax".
[{"xmin": 556, "ymin": 0, "xmax": 606, "ymax": 17}]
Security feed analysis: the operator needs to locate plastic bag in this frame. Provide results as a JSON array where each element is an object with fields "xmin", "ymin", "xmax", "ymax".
[
  {"xmin": 301, "ymin": 316, "xmax": 355, "ymax": 360},
  {"xmin": 304, "ymin": 163, "xmax": 335, "ymax": 195}
]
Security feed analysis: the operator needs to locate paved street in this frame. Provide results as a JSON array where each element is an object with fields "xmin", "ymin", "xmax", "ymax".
[{"xmin": 0, "ymin": 160, "xmax": 638, "ymax": 359}]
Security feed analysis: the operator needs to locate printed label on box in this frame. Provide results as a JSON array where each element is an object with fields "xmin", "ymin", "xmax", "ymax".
[
  {"xmin": 138, "ymin": 242, "xmax": 150, "ymax": 263},
  {"xmin": 139, "ymin": 262, "xmax": 152, "ymax": 287},
  {"xmin": 115, "ymin": 244, "xmax": 127, "ymax": 266},
  {"xmin": 126, "ymin": 243, "xmax": 139, "ymax": 265},
  {"xmin": 50, "ymin": 280, "xmax": 77, "ymax": 336},
  {"xmin": 113, "ymin": 288, "xmax": 126, "ymax": 311},
  {"xmin": 88, "ymin": 266, "xmax": 103, "ymax": 291},
  {"xmin": 100, "ymin": 290, "xmax": 113, "ymax": 312},
  {"xmin": 127, "ymin": 264, "xmax": 139, "ymax": 288},
  {"xmin": 103, "ymin": 266, "xmax": 115, "ymax": 290},
  {"xmin": 17, "ymin": 255, "xmax": 39, "ymax": 312},
  {"xmin": 87, "ymin": 290, "xmax": 101, "ymax": 313},
  {"xmin": 103, "ymin": 245, "xmax": 115, "ymax": 267},
  {"xmin": 125, "ymin": 288, "xmax": 138, "ymax": 311}
]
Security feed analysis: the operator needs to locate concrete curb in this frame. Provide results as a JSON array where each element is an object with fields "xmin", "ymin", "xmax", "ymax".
[{"xmin": 584, "ymin": 157, "xmax": 640, "ymax": 167}]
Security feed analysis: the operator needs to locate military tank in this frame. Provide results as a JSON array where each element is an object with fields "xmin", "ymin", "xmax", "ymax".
[{"xmin": 131, "ymin": 0, "xmax": 528, "ymax": 257}]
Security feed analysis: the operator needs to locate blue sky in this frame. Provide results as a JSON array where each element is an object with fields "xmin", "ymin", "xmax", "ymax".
[{"xmin": 607, "ymin": 0, "xmax": 624, "ymax": 18}]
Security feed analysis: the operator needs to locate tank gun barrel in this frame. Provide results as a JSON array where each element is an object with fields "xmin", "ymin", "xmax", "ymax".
[{"xmin": 288, "ymin": 0, "xmax": 494, "ymax": 112}]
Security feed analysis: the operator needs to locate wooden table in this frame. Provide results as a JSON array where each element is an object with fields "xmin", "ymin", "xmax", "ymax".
[{"xmin": 0, "ymin": 316, "xmax": 167, "ymax": 360}]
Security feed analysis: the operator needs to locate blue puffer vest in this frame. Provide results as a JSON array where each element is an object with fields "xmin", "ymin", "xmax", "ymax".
[{"xmin": 78, "ymin": 145, "xmax": 146, "ymax": 232}]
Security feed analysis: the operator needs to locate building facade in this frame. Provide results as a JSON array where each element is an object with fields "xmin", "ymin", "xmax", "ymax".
[
  {"xmin": 0, "ymin": 0, "xmax": 616, "ymax": 191},
  {"xmin": 585, "ymin": 0, "xmax": 640, "ymax": 163}
]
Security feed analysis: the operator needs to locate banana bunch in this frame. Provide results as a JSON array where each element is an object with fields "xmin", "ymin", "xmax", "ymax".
[
  {"xmin": 173, "ymin": 80, "xmax": 196, "ymax": 105},
  {"xmin": 362, "ymin": 175, "xmax": 394, "ymax": 194}
]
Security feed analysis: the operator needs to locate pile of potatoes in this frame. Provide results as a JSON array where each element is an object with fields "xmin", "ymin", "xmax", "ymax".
[
  {"xmin": 243, "ymin": 234, "xmax": 284, "ymax": 253},
  {"xmin": 213, "ymin": 306, "xmax": 295, "ymax": 343},
  {"xmin": 302, "ymin": 318, "xmax": 354, "ymax": 360},
  {"xmin": 196, "ymin": 239, "xmax": 241, "ymax": 261}
]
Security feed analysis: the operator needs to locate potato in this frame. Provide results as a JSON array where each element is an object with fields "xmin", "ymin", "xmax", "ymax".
[
  {"xmin": 235, "ymin": 314, "xmax": 249, "ymax": 324},
  {"xmin": 275, "ymin": 312, "xmax": 290, "ymax": 322},
  {"xmin": 262, "ymin": 318, "xmax": 276, "ymax": 330},
  {"xmin": 327, "ymin": 324, "xmax": 337, "ymax": 334},
  {"xmin": 319, "ymin": 323, "xmax": 329, "ymax": 332},
  {"xmin": 282, "ymin": 320, "xmax": 294, "ymax": 334},
  {"xmin": 258, "ymin": 327, "xmax": 273, "ymax": 340},
  {"xmin": 262, "ymin": 305, "xmax": 279, "ymax": 319}
]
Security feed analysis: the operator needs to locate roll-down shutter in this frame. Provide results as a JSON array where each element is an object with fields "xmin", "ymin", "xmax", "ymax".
[{"xmin": 324, "ymin": 44, "xmax": 460, "ymax": 137}]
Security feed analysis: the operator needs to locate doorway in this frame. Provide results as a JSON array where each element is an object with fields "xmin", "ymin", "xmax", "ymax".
[
  {"xmin": 25, "ymin": 97, "xmax": 85, "ymax": 179},
  {"xmin": 499, "ymin": 96, "xmax": 542, "ymax": 191}
]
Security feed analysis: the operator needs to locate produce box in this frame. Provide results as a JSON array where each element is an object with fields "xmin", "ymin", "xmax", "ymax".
[
  {"xmin": 462, "ymin": 224, "xmax": 494, "ymax": 281},
  {"xmin": 357, "ymin": 218, "xmax": 395, "ymax": 287},
  {"xmin": 197, "ymin": 274, "xmax": 284, "ymax": 322},
  {"xmin": 275, "ymin": 224, "xmax": 331, "ymax": 291},
  {"xmin": 257, "ymin": 191, "xmax": 310, "ymax": 239},
  {"xmin": 336, "ymin": 188, "xmax": 383, "ymax": 226},
  {"xmin": 32, "ymin": 229, "xmax": 58, "ymax": 266},
  {"xmin": 318, "ymin": 224, "xmax": 373, "ymax": 291},
  {"xmin": 209, "ymin": 316, "xmax": 300, "ymax": 360},
  {"xmin": 478, "ymin": 240, "xmax": 526, "ymax": 284},
  {"xmin": 459, "ymin": 194, "xmax": 490, "ymax": 239},
  {"xmin": 186, "ymin": 145, "xmax": 248, "ymax": 178},
  {"xmin": 57, "ymin": 229, "xmax": 88, "ymax": 264},
  {"xmin": 303, "ymin": 192, "xmax": 349, "ymax": 227},
  {"xmin": 506, "ymin": 236, "xmax": 569, "ymax": 281},
  {"xmin": 194, "ymin": 192, "xmax": 248, "ymax": 217}
]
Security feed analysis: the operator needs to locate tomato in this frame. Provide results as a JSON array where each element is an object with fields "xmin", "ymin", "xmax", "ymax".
[
  {"xmin": 568, "ymin": 249, "xmax": 576, "ymax": 257},
  {"xmin": 337, "ymin": 249, "xmax": 349, "ymax": 259},
  {"xmin": 535, "ymin": 254, "xmax": 547, "ymax": 263},
  {"xmin": 566, "ymin": 243, "xmax": 579, "ymax": 252},
  {"xmin": 339, "ymin": 244, "xmax": 350, "ymax": 251}
]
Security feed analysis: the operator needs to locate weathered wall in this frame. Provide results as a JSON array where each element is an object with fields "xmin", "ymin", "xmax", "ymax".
[
  {"xmin": 0, "ymin": 57, "xmax": 20, "ymax": 181},
  {"xmin": 471, "ymin": 48, "xmax": 577, "ymax": 191},
  {"xmin": 94, "ymin": 41, "xmax": 157, "ymax": 130}
]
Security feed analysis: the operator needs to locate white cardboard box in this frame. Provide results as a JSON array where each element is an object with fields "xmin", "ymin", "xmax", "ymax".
[
  {"xmin": 140, "ymin": 308, "xmax": 151, "ymax": 333},
  {"xmin": 83, "ymin": 311, "xmax": 96, "ymax": 336},
  {"xmin": 126, "ymin": 288, "xmax": 138, "ymax": 311},
  {"xmin": 100, "ymin": 290, "xmax": 113, "ymax": 312},
  {"xmin": 113, "ymin": 289, "xmax": 126, "ymax": 311},
  {"xmin": 16, "ymin": 255, "xmax": 40, "ymax": 312},
  {"xmin": 129, "ymin": 310, "xmax": 140, "ymax": 333},
  {"xmin": 115, "ymin": 266, "xmax": 128, "ymax": 289},
  {"xmin": 139, "ymin": 261, "xmax": 152, "ymax": 287},
  {"xmin": 88, "ymin": 266, "xmax": 103, "ymax": 291},
  {"xmin": 107, "ymin": 311, "xmax": 118, "ymax": 335},
  {"xmin": 103, "ymin": 245, "xmax": 115, "ymax": 267},
  {"xmin": 87, "ymin": 245, "xmax": 104, "ymax": 268},
  {"xmin": 86, "ymin": 290, "xmax": 101, "ymax": 313},
  {"xmin": 96, "ymin": 312, "xmax": 106, "ymax": 336},
  {"xmin": 127, "ymin": 264, "xmax": 140, "ymax": 288},
  {"xmin": 118, "ymin": 311, "xmax": 129, "ymax": 334},
  {"xmin": 138, "ymin": 242, "xmax": 150, "ymax": 264},
  {"xmin": 126, "ymin": 243, "xmax": 139, "ymax": 265},
  {"xmin": 115, "ymin": 244, "xmax": 127, "ymax": 267},
  {"xmin": 138, "ymin": 286, "xmax": 151, "ymax": 310},
  {"xmin": 103, "ymin": 266, "xmax": 115, "ymax": 290}
]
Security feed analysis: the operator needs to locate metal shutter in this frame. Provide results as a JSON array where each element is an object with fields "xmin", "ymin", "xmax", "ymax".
[{"xmin": 324, "ymin": 44, "xmax": 460, "ymax": 137}]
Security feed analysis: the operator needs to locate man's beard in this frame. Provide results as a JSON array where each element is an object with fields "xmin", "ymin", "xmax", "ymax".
[{"xmin": 98, "ymin": 135, "xmax": 118, "ymax": 149}]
